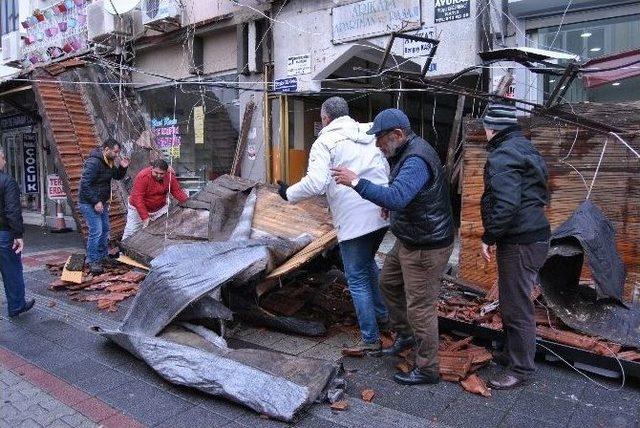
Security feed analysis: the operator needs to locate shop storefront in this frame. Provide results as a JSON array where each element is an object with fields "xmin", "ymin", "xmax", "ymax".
[
  {"xmin": 0, "ymin": 86, "xmax": 77, "ymax": 229},
  {"xmin": 137, "ymin": 79, "xmax": 240, "ymax": 195},
  {"xmin": 0, "ymin": 110, "xmax": 45, "ymax": 225}
]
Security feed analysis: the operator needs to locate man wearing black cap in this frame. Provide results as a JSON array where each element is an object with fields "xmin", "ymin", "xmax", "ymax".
[
  {"xmin": 480, "ymin": 102, "xmax": 550, "ymax": 389},
  {"xmin": 332, "ymin": 108, "xmax": 454, "ymax": 385}
]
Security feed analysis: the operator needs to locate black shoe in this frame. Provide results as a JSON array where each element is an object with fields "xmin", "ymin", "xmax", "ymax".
[
  {"xmin": 89, "ymin": 262, "xmax": 104, "ymax": 275},
  {"xmin": 381, "ymin": 335, "xmax": 415, "ymax": 356},
  {"xmin": 488, "ymin": 372, "xmax": 529, "ymax": 390},
  {"xmin": 493, "ymin": 351, "xmax": 509, "ymax": 367},
  {"xmin": 9, "ymin": 298, "xmax": 35, "ymax": 317},
  {"xmin": 101, "ymin": 257, "xmax": 119, "ymax": 268},
  {"xmin": 394, "ymin": 368, "xmax": 440, "ymax": 385}
]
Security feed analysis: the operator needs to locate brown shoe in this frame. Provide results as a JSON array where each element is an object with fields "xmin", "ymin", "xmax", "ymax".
[
  {"xmin": 488, "ymin": 372, "xmax": 529, "ymax": 390},
  {"xmin": 342, "ymin": 339, "xmax": 381, "ymax": 356}
]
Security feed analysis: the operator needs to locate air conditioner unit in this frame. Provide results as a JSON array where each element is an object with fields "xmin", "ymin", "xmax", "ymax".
[
  {"xmin": 1, "ymin": 31, "xmax": 22, "ymax": 64},
  {"xmin": 142, "ymin": 0, "xmax": 181, "ymax": 26},
  {"xmin": 88, "ymin": 0, "xmax": 142, "ymax": 42}
]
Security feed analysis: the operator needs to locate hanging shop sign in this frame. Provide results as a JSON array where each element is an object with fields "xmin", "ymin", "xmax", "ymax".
[
  {"xmin": 274, "ymin": 77, "xmax": 298, "ymax": 93},
  {"xmin": 403, "ymin": 26, "xmax": 438, "ymax": 71},
  {"xmin": 22, "ymin": 139, "xmax": 39, "ymax": 195},
  {"xmin": 434, "ymin": 0, "xmax": 470, "ymax": 23},
  {"xmin": 21, "ymin": 1, "xmax": 89, "ymax": 67},
  {"xmin": 332, "ymin": 0, "xmax": 422, "ymax": 44},
  {"xmin": 0, "ymin": 113, "xmax": 37, "ymax": 130},
  {"xmin": 287, "ymin": 54, "xmax": 312, "ymax": 77},
  {"xmin": 47, "ymin": 174, "xmax": 67, "ymax": 201},
  {"xmin": 193, "ymin": 106, "xmax": 205, "ymax": 145},
  {"xmin": 151, "ymin": 117, "xmax": 182, "ymax": 159}
]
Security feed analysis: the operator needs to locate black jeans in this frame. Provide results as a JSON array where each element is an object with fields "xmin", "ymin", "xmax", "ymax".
[{"xmin": 496, "ymin": 241, "xmax": 549, "ymax": 379}]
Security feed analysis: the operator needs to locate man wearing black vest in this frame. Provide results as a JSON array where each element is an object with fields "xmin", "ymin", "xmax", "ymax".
[
  {"xmin": 480, "ymin": 103, "xmax": 550, "ymax": 389},
  {"xmin": 332, "ymin": 108, "xmax": 454, "ymax": 385}
]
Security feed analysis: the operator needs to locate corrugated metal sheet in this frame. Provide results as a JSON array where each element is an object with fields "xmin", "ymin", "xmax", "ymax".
[
  {"xmin": 458, "ymin": 102, "xmax": 640, "ymax": 300},
  {"xmin": 33, "ymin": 77, "xmax": 126, "ymax": 241}
]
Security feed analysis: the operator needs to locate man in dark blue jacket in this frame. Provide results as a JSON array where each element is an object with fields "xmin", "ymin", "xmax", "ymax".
[
  {"xmin": 480, "ymin": 102, "xmax": 550, "ymax": 390},
  {"xmin": 0, "ymin": 148, "xmax": 34, "ymax": 317},
  {"xmin": 78, "ymin": 139, "xmax": 129, "ymax": 274},
  {"xmin": 332, "ymin": 108, "xmax": 454, "ymax": 385}
]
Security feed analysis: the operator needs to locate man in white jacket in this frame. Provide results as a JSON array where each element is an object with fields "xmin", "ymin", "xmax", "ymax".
[{"xmin": 278, "ymin": 97, "xmax": 390, "ymax": 353}]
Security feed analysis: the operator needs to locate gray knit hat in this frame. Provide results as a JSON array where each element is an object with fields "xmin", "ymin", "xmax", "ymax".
[{"xmin": 483, "ymin": 102, "xmax": 518, "ymax": 131}]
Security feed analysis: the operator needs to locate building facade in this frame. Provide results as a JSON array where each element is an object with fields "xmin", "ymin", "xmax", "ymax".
[{"xmin": 501, "ymin": 0, "xmax": 640, "ymax": 105}]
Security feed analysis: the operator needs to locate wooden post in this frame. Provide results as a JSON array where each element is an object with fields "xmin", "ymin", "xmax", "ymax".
[
  {"xmin": 230, "ymin": 100, "xmax": 256, "ymax": 177},
  {"xmin": 446, "ymin": 95, "xmax": 466, "ymax": 181}
]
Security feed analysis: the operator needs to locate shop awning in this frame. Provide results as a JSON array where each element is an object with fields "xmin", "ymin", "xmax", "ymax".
[
  {"xmin": 313, "ymin": 41, "xmax": 421, "ymax": 81},
  {"xmin": 583, "ymin": 49, "xmax": 640, "ymax": 88}
]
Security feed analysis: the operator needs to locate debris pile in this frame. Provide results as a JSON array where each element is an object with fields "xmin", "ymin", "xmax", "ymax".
[
  {"xmin": 438, "ymin": 280, "xmax": 640, "ymax": 363},
  {"xmin": 47, "ymin": 261, "xmax": 146, "ymax": 312},
  {"xmin": 391, "ymin": 334, "xmax": 493, "ymax": 397}
]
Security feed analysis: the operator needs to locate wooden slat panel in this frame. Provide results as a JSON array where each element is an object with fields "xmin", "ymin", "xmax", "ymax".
[{"xmin": 458, "ymin": 102, "xmax": 640, "ymax": 301}]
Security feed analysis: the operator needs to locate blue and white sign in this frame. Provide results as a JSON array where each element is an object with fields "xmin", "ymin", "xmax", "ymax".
[{"xmin": 274, "ymin": 77, "xmax": 298, "ymax": 93}]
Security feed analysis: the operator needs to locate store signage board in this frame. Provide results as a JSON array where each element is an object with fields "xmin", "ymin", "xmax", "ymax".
[
  {"xmin": 151, "ymin": 117, "xmax": 181, "ymax": 159},
  {"xmin": 287, "ymin": 54, "xmax": 312, "ymax": 76},
  {"xmin": 47, "ymin": 174, "xmax": 67, "ymax": 201},
  {"xmin": 403, "ymin": 26, "xmax": 438, "ymax": 72},
  {"xmin": 194, "ymin": 106, "xmax": 205, "ymax": 145},
  {"xmin": 332, "ymin": 0, "xmax": 422, "ymax": 44},
  {"xmin": 434, "ymin": 0, "xmax": 470, "ymax": 23},
  {"xmin": 23, "ymin": 142, "xmax": 39, "ymax": 194},
  {"xmin": 274, "ymin": 77, "xmax": 298, "ymax": 93},
  {"xmin": 0, "ymin": 113, "xmax": 36, "ymax": 130}
]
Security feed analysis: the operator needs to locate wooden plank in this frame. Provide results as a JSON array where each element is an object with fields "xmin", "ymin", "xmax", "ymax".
[
  {"xmin": 457, "ymin": 101, "xmax": 640, "ymax": 300},
  {"xmin": 230, "ymin": 100, "xmax": 256, "ymax": 176},
  {"xmin": 117, "ymin": 254, "xmax": 150, "ymax": 271},
  {"xmin": 61, "ymin": 256, "xmax": 83, "ymax": 284},
  {"xmin": 446, "ymin": 95, "xmax": 466, "ymax": 181}
]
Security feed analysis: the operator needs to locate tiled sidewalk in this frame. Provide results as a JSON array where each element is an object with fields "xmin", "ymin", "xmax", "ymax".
[{"xmin": 0, "ymin": 347, "xmax": 143, "ymax": 428}]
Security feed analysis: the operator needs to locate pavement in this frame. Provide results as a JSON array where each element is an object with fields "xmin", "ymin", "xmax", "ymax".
[{"xmin": 1, "ymin": 225, "xmax": 640, "ymax": 427}]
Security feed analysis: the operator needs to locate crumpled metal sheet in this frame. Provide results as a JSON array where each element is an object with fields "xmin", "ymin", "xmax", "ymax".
[
  {"xmin": 539, "ymin": 201, "xmax": 640, "ymax": 347},
  {"xmin": 98, "ymin": 189, "xmax": 338, "ymax": 421}
]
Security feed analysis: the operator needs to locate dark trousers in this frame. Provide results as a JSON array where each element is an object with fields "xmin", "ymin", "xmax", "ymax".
[
  {"xmin": 497, "ymin": 241, "xmax": 549, "ymax": 379},
  {"xmin": 0, "ymin": 231, "xmax": 27, "ymax": 316},
  {"xmin": 380, "ymin": 241, "xmax": 453, "ymax": 373}
]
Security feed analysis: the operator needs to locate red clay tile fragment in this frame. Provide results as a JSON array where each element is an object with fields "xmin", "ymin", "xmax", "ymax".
[
  {"xmin": 341, "ymin": 349, "xmax": 364, "ymax": 358},
  {"xmin": 330, "ymin": 400, "xmax": 349, "ymax": 411},
  {"xmin": 361, "ymin": 389, "xmax": 375, "ymax": 402},
  {"xmin": 461, "ymin": 374, "xmax": 491, "ymax": 397}
]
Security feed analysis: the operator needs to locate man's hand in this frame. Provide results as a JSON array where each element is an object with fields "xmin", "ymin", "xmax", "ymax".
[
  {"xmin": 94, "ymin": 201, "xmax": 104, "ymax": 213},
  {"xmin": 142, "ymin": 218, "xmax": 150, "ymax": 228},
  {"xmin": 119, "ymin": 157, "xmax": 130, "ymax": 168},
  {"xmin": 277, "ymin": 181, "xmax": 289, "ymax": 201},
  {"xmin": 330, "ymin": 167, "xmax": 358, "ymax": 187},
  {"xmin": 13, "ymin": 238, "xmax": 23, "ymax": 254},
  {"xmin": 481, "ymin": 242, "xmax": 494, "ymax": 263},
  {"xmin": 381, "ymin": 208, "xmax": 389, "ymax": 220}
]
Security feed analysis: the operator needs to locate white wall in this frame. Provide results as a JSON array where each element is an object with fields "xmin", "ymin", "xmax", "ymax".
[{"xmin": 271, "ymin": 0, "xmax": 481, "ymax": 92}]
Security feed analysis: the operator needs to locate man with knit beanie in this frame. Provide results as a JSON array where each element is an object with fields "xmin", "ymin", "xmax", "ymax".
[{"xmin": 480, "ymin": 102, "xmax": 550, "ymax": 389}]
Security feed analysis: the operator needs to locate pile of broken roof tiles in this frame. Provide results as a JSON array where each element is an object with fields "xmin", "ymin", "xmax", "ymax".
[
  {"xmin": 438, "ymin": 281, "xmax": 640, "ymax": 363},
  {"xmin": 47, "ymin": 262, "xmax": 146, "ymax": 312}
]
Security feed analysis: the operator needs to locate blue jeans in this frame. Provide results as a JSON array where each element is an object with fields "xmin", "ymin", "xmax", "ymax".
[
  {"xmin": 79, "ymin": 203, "xmax": 110, "ymax": 263},
  {"xmin": 0, "ymin": 231, "xmax": 27, "ymax": 316},
  {"xmin": 339, "ymin": 227, "xmax": 389, "ymax": 343}
]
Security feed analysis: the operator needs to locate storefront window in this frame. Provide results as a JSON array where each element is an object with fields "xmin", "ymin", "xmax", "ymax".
[
  {"xmin": 138, "ymin": 82, "xmax": 239, "ymax": 192},
  {"xmin": 536, "ymin": 14, "xmax": 640, "ymax": 102}
]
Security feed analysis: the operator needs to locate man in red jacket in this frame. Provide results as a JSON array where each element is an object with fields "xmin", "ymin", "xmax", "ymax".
[{"xmin": 122, "ymin": 159, "xmax": 188, "ymax": 239}]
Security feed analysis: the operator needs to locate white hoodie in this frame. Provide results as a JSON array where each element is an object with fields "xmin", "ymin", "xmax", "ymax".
[{"xmin": 286, "ymin": 115, "xmax": 389, "ymax": 242}]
